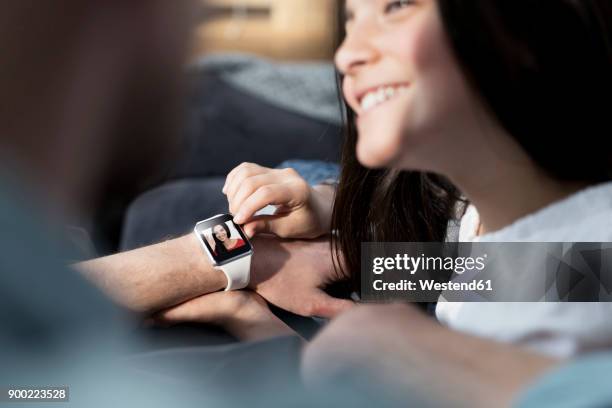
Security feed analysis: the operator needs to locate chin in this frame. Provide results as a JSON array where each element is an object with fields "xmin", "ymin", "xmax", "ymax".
[
  {"xmin": 356, "ymin": 140, "xmax": 399, "ymax": 169},
  {"xmin": 356, "ymin": 118, "xmax": 408, "ymax": 167}
]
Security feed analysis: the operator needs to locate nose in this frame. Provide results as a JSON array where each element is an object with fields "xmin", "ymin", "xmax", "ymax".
[{"xmin": 335, "ymin": 23, "xmax": 378, "ymax": 76}]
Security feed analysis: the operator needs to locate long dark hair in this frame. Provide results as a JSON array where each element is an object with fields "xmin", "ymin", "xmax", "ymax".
[
  {"xmin": 437, "ymin": 0, "xmax": 612, "ymax": 182},
  {"xmin": 331, "ymin": 0, "xmax": 612, "ymax": 291},
  {"xmin": 331, "ymin": 109, "xmax": 461, "ymax": 291}
]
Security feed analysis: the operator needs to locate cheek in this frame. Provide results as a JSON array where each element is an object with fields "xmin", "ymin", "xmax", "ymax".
[
  {"xmin": 354, "ymin": 24, "xmax": 432, "ymax": 169},
  {"xmin": 353, "ymin": 28, "xmax": 424, "ymax": 168},
  {"xmin": 393, "ymin": 8, "xmax": 477, "ymax": 172},
  {"xmin": 381, "ymin": 7, "xmax": 433, "ymax": 80},
  {"xmin": 408, "ymin": 9, "xmax": 473, "ymax": 129}
]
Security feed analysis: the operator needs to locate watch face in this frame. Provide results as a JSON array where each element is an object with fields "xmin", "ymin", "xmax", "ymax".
[{"xmin": 195, "ymin": 214, "xmax": 252, "ymax": 264}]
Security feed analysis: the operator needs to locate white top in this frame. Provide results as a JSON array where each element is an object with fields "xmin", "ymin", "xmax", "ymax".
[{"xmin": 436, "ymin": 182, "xmax": 612, "ymax": 358}]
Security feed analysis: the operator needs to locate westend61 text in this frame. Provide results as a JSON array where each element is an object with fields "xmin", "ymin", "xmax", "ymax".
[{"xmin": 373, "ymin": 279, "xmax": 493, "ymax": 292}]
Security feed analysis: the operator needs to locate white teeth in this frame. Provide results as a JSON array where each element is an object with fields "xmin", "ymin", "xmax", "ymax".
[
  {"xmin": 359, "ymin": 85, "xmax": 409, "ymax": 113},
  {"xmin": 361, "ymin": 93, "xmax": 378, "ymax": 111}
]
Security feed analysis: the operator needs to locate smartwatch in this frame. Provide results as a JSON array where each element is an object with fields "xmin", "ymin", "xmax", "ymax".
[{"xmin": 194, "ymin": 214, "xmax": 254, "ymax": 291}]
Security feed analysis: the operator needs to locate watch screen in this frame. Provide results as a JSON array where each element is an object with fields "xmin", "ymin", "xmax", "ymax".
[{"xmin": 196, "ymin": 215, "xmax": 252, "ymax": 264}]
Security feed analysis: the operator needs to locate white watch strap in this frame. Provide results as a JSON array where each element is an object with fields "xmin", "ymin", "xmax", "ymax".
[{"xmin": 218, "ymin": 255, "xmax": 251, "ymax": 291}]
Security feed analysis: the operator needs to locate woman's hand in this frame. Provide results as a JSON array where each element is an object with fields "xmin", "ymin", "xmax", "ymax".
[
  {"xmin": 223, "ymin": 162, "xmax": 334, "ymax": 239},
  {"xmin": 154, "ymin": 291, "xmax": 296, "ymax": 341}
]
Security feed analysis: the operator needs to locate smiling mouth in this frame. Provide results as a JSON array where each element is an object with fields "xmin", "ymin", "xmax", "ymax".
[{"xmin": 358, "ymin": 84, "xmax": 410, "ymax": 114}]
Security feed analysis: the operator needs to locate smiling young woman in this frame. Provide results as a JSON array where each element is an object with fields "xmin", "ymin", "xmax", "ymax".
[
  {"xmin": 332, "ymin": 0, "xmax": 463, "ymax": 292},
  {"xmin": 331, "ymin": 0, "xmax": 612, "ymax": 357}
]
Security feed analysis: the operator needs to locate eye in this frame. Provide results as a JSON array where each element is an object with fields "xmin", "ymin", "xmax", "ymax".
[{"xmin": 384, "ymin": 0, "xmax": 415, "ymax": 14}]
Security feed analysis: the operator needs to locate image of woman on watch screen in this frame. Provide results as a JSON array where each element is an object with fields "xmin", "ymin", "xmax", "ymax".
[{"xmin": 206, "ymin": 222, "xmax": 246, "ymax": 257}]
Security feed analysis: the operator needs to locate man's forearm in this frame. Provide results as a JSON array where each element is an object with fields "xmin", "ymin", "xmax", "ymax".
[
  {"xmin": 76, "ymin": 232, "xmax": 346, "ymax": 319},
  {"xmin": 76, "ymin": 234, "xmax": 227, "ymax": 313}
]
